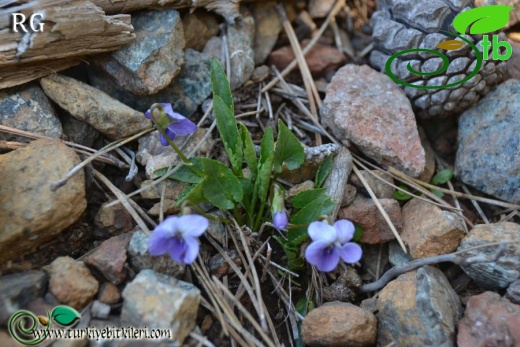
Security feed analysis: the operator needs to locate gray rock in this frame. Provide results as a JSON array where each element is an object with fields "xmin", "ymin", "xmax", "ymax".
[
  {"xmin": 52, "ymin": 339, "xmax": 89, "ymax": 347},
  {"xmin": 91, "ymin": 300, "xmax": 110, "ymax": 320},
  {"xmin": 206, "ymin": 210, "xmax": 226, "ymax": 245},
  {"xmin": 455, "ymin": 79, "xmax": 520, "ymax": 204},
  {"xmin": 458, "ymin": 222, "xmax": 520, "ymax": 289},
  {"xmin": 40, "ymin": 74, "xmax": 151, "ymax": 140},
  {"xmin": 127, "ymin": 230, "xmax": 185, "ymax": 278},
  {"xmin": 88, "ymin": 49, "xmax": 212, "ymax": 117},
  {"xmin": 0, "ymin": 83, "xmax": 62, "ymax": 142},
  {"xmin": 121, "ymin": 269, "xmax": 200, "ymax": 345},
  {"xmin": 203, "ymin": 13, "xmax": 255, "ymax": 90},
  {"xmin": 388, "ymin": 240, "xmax": 412, "ymax": 266},
  {"xmin": 60, "ymin": 114, "xmax": 99, "ymax": 148},
  {"xmin": 94, "ymin": 10, "xmax": 184, "ymax": 95},
  {"xmin": 0, "ymin": 271, "xmax": 48, "ymax": 325},
  {"xmin": 377, "ymin": 266, "xmax": 462, "ymax": 347},
  {"xmin": 321, "ymin": 64, "xmax": 426, "ymax": 177},
  {"xmin": 506, "ymin": 279, "xmax": 520, "ymax": 304}
]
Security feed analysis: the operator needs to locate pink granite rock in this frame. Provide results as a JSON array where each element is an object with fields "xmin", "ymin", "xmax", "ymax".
[{"xmin": 321, "ymin": 64, "xmax": 425, "ymax": 177}]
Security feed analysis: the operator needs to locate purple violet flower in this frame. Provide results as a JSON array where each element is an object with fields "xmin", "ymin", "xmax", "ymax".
[
  {"xmin": 148, "ymin": 214, "xmax": 209, "ymax": 265},
  {"xmin": 145, "ymin": 103, "xmax": 197, "ymax": 146},
  {"xmin": 273, "ymin": 211, "xmax": 289, "ymax": 230},
  {"xmin": 305, "ymin": 219, "xmax": 362, "ymax": 272}
]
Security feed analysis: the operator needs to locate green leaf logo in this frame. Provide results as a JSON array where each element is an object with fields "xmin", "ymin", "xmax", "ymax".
[
  {"xmin": 453, "ymin": 5, "xmax": 514, "ymax": 35},
  {"xmin": 51, "ymin": 306, "xmax": 81, "ymax": 326}
]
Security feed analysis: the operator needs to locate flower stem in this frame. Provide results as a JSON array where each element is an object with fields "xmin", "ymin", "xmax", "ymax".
[
  {"xmin": 253, "ymin": 199, "xmax": 267, "ymax": 232},
  {"xmin": 154, "ymin": 123, "xmax": 204, "ymax": 177},
  {"xmin": 155, "ymin": 125, "xmax": 191, "ymax": 164}
]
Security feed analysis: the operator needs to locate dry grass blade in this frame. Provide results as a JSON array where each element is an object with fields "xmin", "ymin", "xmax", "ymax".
[
  {"xmin": 93, "ymin": 169, "xmax": 151, "ymax": 234},
  {"xmin": 352, "ymin": 164, "xmax": 407, "ymax": 253},
  {"xmin": 271, "ymin": 67, "xmax": 339, "ymax": 145},
  {"xmin": 498, "ymin": 210, "xmax": 519, "ymax": 222},
  {"xmin": 389, "ymin": 167, "xmax": 520, "ymax": 210},
  {"xmin": 212, "ymin": 277, "xmax": 277, "ymax": 347},
  {"xmin": 277, "ymin": 3, "xmax": 321, "ymax": 145},
  {"xmin": 204, "ymin": 232, "xmax": 269, "ymax": 339},
  {"xmin": 352, "ymin": 156, "xmax": 463, "ymax": 212},
  {"xmin": 194, "ymin": 261, "xmax": 266, "ymax": 347},
  {"xmin": 447, "ymin": 180, "xmax": 470, "ymax": 232},
  {"xmin": 232, "ymin": 219, "xmax": 271, "ymax": 334},
  {"xmin": 189, "ymin": 331, "xmax": 216, "ymax": 347},
  {"xmin": 51, "ymin": 128, "xmax": 153, "ymax": 191},
  {"xmin": 262, "ymin": 0, "xmax": 346, "ymax": 93},
  {"xmin": 462, "ymin": 184, "xmax": 489, "ymax": 224},
  {"xmin": 0, "ymin": 124, "xmax": 128, "ymax": 167}
]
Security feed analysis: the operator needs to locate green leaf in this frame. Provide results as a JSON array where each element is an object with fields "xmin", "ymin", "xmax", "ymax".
[
  {"xmin": 315, "ymin": 155, "xmax": 333, "ymax": 188},
  {"xmin": 430, "ymin": 169, "xmax": 454, "ymax": 185},
  {"xmin": 210, "ymin": 58, "xmax": 233, "ymax": 109},
  {"xmin": 255, "ymin": 127, "xmax": 275, "ymax": 203},
  {"xmin": 430, "ymin": 189, "xmax": 444, "ymax": 198},
  {"xmin": 51, "ymin": 306, "xmax": 80, "ymax": 326},
  {"xmin": 295, "ymin": 298, "xmax": 315, "ymax": 317},
  {"xmin": 353, "ymin": 223, "xmax": 364, "ymax": 242},
  {"xmin": 240, "ymin": 124, "xmax": 258, "ymax": 177},
  {"xmin": 453, "ymin": 5, "xmax": 513, "ymax": 35},
  {"xmin": 287, "ymin": 228, "xmax": 310, "ymax": 245},
  {"xmin": 394, "ymin": 184, "xmax": 413, "ymax": 201},
  {"xmin": 213, "ymin": 95, "xmax": 242, "ymax": 174},
  {"xmin": 201, "ymin": 158, "xmax": 243, "ymax": 209},
  {"xmin": 291, "ymin": 188, "xmax": 328, "ymax": 209},
  {"xmin": 273, "ymin": 120, "xmax": 305, "ymax": 173},
  {"xmin": 239, "ymin": 177, "xmax": 253, "ymax": 210},
  {"xmin": 167, "ymin": 157, "xmax": 204, "ymax": 184},
  {"xmin": 177, "ymin": 182, "xmax": 207, "ymax": 207},
  {"xmin": 290, "ymin": 196, "xmax": 335, "ymax": 240}
]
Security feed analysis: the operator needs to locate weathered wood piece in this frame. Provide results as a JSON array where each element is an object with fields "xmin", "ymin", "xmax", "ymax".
[
  {"xmin": 90, "ymin": 0, "xmax": 241, "ymax": 22},
  {"xmin": 0, "ymin": 0, "xmax": 263, "ymax": 88},
  {"xmin": 0, "ymin": 0, "xmax": 135, "ymax": 88},
  {"xmin": 324, "ymin": 146, "xmax": 353, "ymax": 222}
]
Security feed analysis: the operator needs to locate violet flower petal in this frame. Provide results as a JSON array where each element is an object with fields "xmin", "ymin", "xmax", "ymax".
[
  {"xmin": 148, "ymin": 216, "xmax": 179, "ymax": 255},
  {"xmin": 159, "ymin": 127, "xmax": 176, "ymax": 146},
  {"xmin": 172, "ymin": 118, "xmax": 197, "ymax": 136},
  {"xmin": 307, "ymin": 221, "xmax": 336, "ymax": 243},
  {"xmin": 305, "ymin": 240, "xmax": 340, "ymax": 272},
  {"xmin": 145, "ymin": 109, "xmax": 152, "ymax": 120},
  {"xmin": 182, "ymin": 237, "xmax": 200, "ymax": 264},
  {"xmin": 334, "ymin": 219, "xmax": 355, "ymax": 244},
  {"xmin": 161, "ymin": 103, "xmax": 175, "ymax": 116},
  {"xmin": 176, "ymin": 214, "xmax": 209, "ymax": 238},
  {"xmin": 338, "ymin": 242, "xmax": 363, "ymax": 264},
  {"xmin": 168, "ymin": 237, "xmax": 188, "ymax": 263},
  {"xmin": 148, "ymin": 232, "xmax": 175, "ymax": 255},
  {"xmin": 273, "ymin": 211, "xmax": 288, "ymax": 230}
]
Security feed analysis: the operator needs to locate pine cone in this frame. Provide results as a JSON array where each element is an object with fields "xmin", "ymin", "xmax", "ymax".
[{"xmin": 369, "ymin": 0, "xmax": 508, "ymax": 119}]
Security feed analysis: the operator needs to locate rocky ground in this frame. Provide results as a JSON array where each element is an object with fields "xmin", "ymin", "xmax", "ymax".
[{"xmin": 1, "ymin": 0, "xmax": 520, "ymax": 346}]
